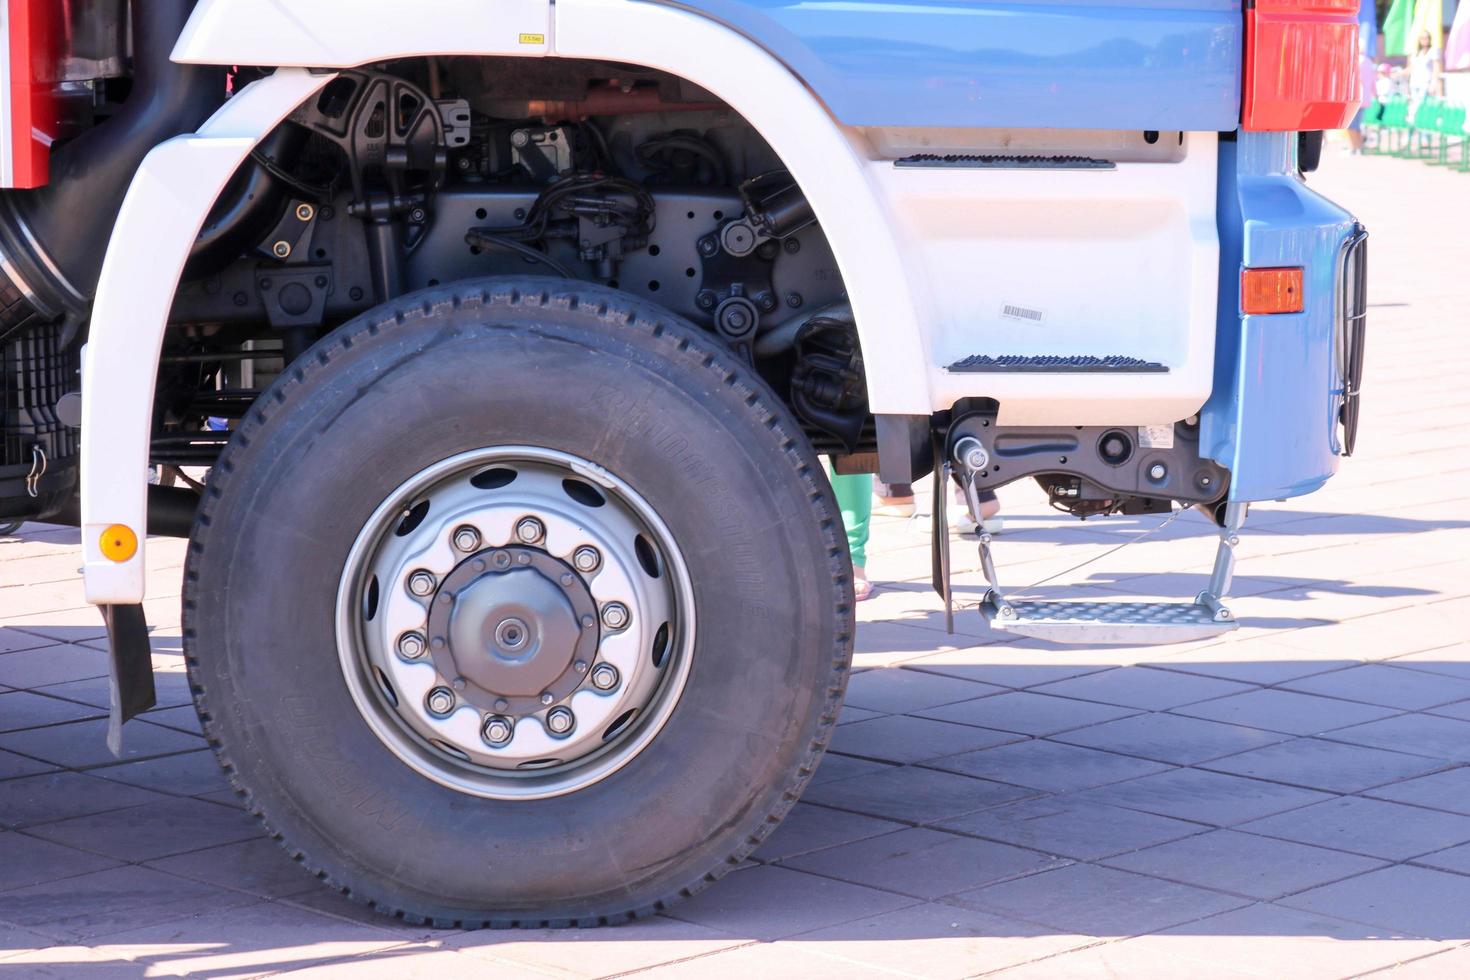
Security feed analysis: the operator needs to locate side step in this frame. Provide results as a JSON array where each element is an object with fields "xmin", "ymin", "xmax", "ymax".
[
  {"xmin": 981, "ymin": 597, "xmax": 1235, "ymax": 645},
  {"xmin": 934, "ymin": 434, "xmax": 1248, "ymax": 647},
  {"xmin": 895, "ymin": 154, "xmax": 1115, "ymax": 171},
  {"xmin": 948, "ymin": 354, "xmax": 1168, "ymax": 374}
]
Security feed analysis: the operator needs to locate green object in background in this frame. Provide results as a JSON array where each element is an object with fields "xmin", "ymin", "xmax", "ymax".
[
  {"xmin": 830, "ymin": 471, "xmax": 872, "ymax": 569},
  {"xmin": 1384, "ymin": 0, "xmax": 1414, "ymax": 55}
]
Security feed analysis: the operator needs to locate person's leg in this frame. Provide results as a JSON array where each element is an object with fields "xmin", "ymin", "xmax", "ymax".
[
  {"xmin": 874, "ymin": 481, "xmax": 915, "ymax": 517},
  {"xmin": 831, "ymin": 471, "xmax": 874, "ymax": 598}
]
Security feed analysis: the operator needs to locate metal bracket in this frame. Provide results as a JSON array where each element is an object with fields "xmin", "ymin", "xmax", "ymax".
[{"xmin": 1197, "ymin": 501, "xmax": 1247, "ymax": 623}]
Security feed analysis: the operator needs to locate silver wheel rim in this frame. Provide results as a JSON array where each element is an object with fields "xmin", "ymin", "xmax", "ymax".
[{"xmin": 335, "ymin": 447, "xmax": 695, "ymax": 800}]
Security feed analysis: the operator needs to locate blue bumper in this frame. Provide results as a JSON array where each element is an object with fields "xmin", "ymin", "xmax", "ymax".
[{"xmin": 1201, "ymin": 132, "xmax": 1365, "ymax": 503}]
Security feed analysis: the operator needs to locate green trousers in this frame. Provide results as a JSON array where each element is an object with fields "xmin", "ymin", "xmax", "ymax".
[{"xmin": 829, "ymin": 471, "xmax": 873, "ymax": 568}]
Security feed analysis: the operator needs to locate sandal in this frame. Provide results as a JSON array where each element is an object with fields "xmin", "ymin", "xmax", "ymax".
[{"xmin": 854, "ymin": 566, "xmax": 875, "ymax": 602}]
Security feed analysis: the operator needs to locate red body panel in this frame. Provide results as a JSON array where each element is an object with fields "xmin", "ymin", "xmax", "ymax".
[
  {"xmin": 6, "ymin": 0, "xmax": 59, "ymax": 187},
  {"xmin": 1243, "ymin": 0, "xmax": 1362, "ymax": 131}
]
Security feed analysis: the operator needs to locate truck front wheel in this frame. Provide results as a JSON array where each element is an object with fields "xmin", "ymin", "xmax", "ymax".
[{"xmin": 182, "ymin": 278, "xmax": 853, "ymax": 926}]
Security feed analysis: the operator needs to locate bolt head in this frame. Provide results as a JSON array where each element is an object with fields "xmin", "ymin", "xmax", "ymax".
[
  {"xmin": 452, "ymin": 525, "xmax": 481, "ymax": 552},
  {"xmin": 407, "ymin": 570, "xmax": 436, "ymax": 597},
  {"xmin": 1149, "ymin": 463, "xmax": 1168, "ymax": 481},
  {"xmin": 272, "ymin": 240, "xmax": 291, "ymax": 258},
  {"xmin": 515, "ymin": 517, "xmax": 544, "ymax": 543},
  {"xmin": 601, "ymin": 602, "xmax": 630, "ymax": 629},
  {"xmin": 426, "ymin": 687, "xmax": 455, "ymax": 715},
  {"xmin": 546, "ymin": 706, "xmax": 575, "ymax": 735},
  {"xmin": 396, "ymin": 632, "xmax": 427, "ymax": 660},
  {"xmin": 482, "ymin": 716, "xmax": 514, "ymax": 745},
  {"xmin": 295, "ymin": 203, "xmax": 314, "ymax": 222},
  {"xmin": 573, "ymin": 546, "xmax": 601, "ymax": 572},
  {"xmin": 540, "ymin": 692, "xmax": 554, "ymax": 706},
  {"xmin": 964, "ymin": 448, "xmax": 988, "ymax": 471},
  {"xmin": 574, "ymin": 660, "xmax": 589, "ymax": 673},
  {"xmin": 591, "ymin": 664, "xmax": 619, "ymax": 690}
]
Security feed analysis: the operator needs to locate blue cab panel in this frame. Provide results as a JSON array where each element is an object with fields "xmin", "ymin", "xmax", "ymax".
[
  {"xmin": 650, "ymin": 0, "xmax": 1243, "ymax": 130},
  {"xmin": 1200, "ymin": 132, "xmax": 1358, "ymax": 502}
]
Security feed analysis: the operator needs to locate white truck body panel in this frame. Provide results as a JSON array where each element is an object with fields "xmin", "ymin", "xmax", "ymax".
[{"xmin": 80, "ymin": 0, "xmax": 1219, "ymax": 602}]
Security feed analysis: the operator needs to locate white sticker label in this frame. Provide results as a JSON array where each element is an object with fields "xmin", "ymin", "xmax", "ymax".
[
  {"xmin": 999, "ymin": 303, "xmax": 1046, "ymax": 323},
  {"xmin": 1138, "ymin": 424, "xmax": 1175, "ymax": 449}
]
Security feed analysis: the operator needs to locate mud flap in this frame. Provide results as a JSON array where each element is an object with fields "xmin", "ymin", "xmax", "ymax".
[{"xmin": 100, "ymin": 604, "xmax": 155, "ymax": 755}]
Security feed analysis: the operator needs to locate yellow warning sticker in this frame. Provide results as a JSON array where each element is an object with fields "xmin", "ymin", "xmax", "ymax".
[{"xmin": 518, "ymin": 33, "xmax": 546, "ymax": 45}]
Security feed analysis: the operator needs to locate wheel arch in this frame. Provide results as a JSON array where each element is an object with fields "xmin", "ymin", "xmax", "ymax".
[{"xmin": 83, "ymin": 1, "xmax": 933, "ymax": 605}]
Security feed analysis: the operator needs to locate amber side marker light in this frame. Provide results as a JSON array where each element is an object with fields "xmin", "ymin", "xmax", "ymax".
[
  {"xmin": 1242, "ymin": 267, "xmax": 1304, "ymax": 314},
  {"xmin": 100, "ymin": 525, "xmax": 138, "ymax": 563}
]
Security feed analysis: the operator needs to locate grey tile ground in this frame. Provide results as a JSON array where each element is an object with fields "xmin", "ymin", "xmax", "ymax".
[
  {"xmin": 1237, "ymin": 796, "xmax": 1470, "ymax": 862},
  {"xmin": 916, "ymin": 690, "xmax": 1140, "ymax": 736},
  {"xmin": 937, "ymin": 798, "xmax": 1203, "ymax": 861},
  {"xmin": 1052, "ymin": 711, "xmax": 1292, "ymax": 765},
  {"xmin": 927, "ymin": 738, "xmax": 1172, "ymax": 792},
  {"xmin": 1199, "ymin": 737, "xmax": 1447, "ymax": 793},
  {"xmin": 782, "ymin": 827, "xmax": 1068, "ymax": 899},
  {"xmin": 2, "ymin": 152, "xmax": 1470, "ymax": 976},
  {"xmin": 950, "ymin": 863, "xmax": 1248, "ymax": 936},
  {"xmin": 1100, "ymin": 830, "xmax": 1386, "ymax": 900}
]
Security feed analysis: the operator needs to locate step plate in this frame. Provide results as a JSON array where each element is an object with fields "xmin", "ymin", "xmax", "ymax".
[
  {"xmin": 982, "ymin": 598, "xmax": 1236, "ymax": 645},
  {"xmin": 948, "ymin": 354, "xmax": 1168, "ymax": 374}
]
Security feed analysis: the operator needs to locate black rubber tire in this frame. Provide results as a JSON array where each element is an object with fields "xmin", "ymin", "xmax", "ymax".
[{"xmin": 182, "ymin": 278, "xmax": 854, "ymax": 927}]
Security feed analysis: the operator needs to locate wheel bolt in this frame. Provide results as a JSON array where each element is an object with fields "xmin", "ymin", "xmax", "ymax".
[
  {"xmin": 426, "ymin": 687, "xmax": 455, "ymax": 715},
  {"xmin": 407, "ymin": 570, "xmax": 436, "ymax": 597},
  {"xmin": 601, "ymin": 602, "xmax": 630, "ymax": 629},
  {"xmin": 591, "ymin": 664, "xmax": 619, "ymax": 690},
  {"xmin": 481, "ymin": 715, "xmax": 514, "ymax": 745},
  {"xmin": 573, "ymin": 546, "xmax": 601, "ymax": 573},
  {"xmin": 515, "ymin": 517, "xmax": 545, "ymax": 543},
  {"xmin": 396, "ymin": 632, "xmax": 427, "ymax": 660},
  {"xmin": 452, "ymin": 525, "xmax": 481, "ymax": 552},
  {"xmin": 546, "ymin": 706, "xmax": 575, "ymax": 735}
]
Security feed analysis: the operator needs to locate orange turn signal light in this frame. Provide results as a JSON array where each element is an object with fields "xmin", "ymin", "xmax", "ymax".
[{"xmin": 1241, "ymin": 267, "xmax": 1304, "ymax": 315}]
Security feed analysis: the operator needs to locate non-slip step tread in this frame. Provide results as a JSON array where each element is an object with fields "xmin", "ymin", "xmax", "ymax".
[
  {"xmin": 949, "ymin": 354, "xmax": 1168, "ymax": 374},
  {"xmin": 981, "ymin": 598, "xmax": 1235, "ymax": 645},
  {"xmin": 895, "ymin": 154, "xmax": 1116, "ymax": 170}
]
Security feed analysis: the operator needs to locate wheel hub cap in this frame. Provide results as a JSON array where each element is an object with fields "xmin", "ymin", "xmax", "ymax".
[
  {"xmin": 336, "ymin": 448, "xmax": 694, "ymax": 800},
  {"xmin": 430, "ymin": 548, "xmax": 600, "ymax": 709}
]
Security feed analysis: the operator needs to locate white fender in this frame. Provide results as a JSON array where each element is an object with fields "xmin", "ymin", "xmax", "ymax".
[{"xmin": 81, "ymin": 68, "xmax": 334, "ymax": 604}]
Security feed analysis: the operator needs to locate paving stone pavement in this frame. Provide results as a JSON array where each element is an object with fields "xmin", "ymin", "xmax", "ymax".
[{"xmin": 1, "ymin": 152, "xmax": 1468, "ymax": 978}]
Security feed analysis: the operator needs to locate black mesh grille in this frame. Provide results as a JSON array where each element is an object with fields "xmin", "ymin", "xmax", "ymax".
[{"xmin": 3, "ymin": 321, "xmax": 79, "ymax": 469}]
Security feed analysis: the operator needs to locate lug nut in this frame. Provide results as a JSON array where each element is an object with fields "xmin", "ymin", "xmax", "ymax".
[
  {"xmin": 481, "ymin": 715, "xmax": 514, "ymax": 745},
  {"xmin": 426, "ymin": 687, "xmax": 455, "ymax": 715},
  {"xmin": 515, "ymin": 517, "xmax": 544, "ymax": 543},
  {"xmin": 573, "ymin": 546, "xmax": 601, "ymax": 573},
  {"xmin": 591, "ymin": 664, "xmax": 620, "ymax": 690},
  {"xmin": 396, "ymin": 632, "xmax": 427, "ymax": 660},
  {"xmin": 452, "ymin": 525, "xmax": 481, "ymax": 552},
  {"xmin": 407, "ymin": 570, "xmax": 436, "ymax": 597},
  {"xmin": 601, "ymin": 602, "xmax": 630, "ymax": 629},
  {"xmin": 546, "ymin": 706, "xmax": 575, "ymax": 735}
]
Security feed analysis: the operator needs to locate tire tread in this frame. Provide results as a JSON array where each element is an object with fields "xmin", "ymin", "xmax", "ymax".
[{"xmin": 181, "ymin": 277, "xmax": 852, "ymax": 928}]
